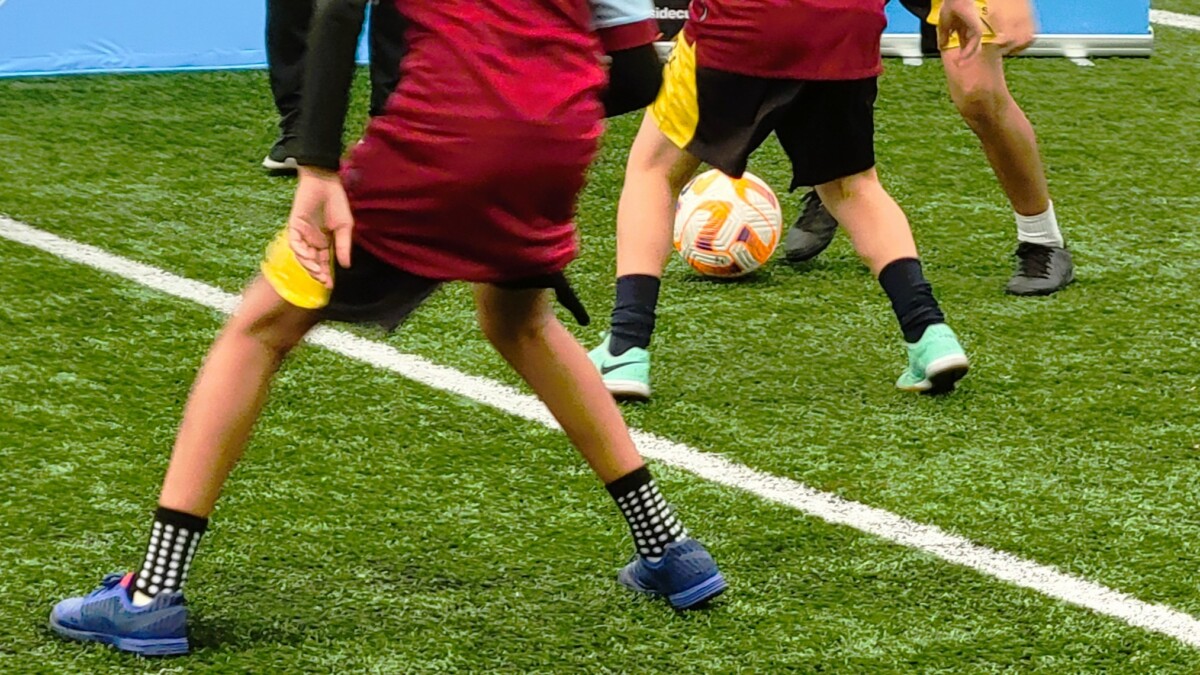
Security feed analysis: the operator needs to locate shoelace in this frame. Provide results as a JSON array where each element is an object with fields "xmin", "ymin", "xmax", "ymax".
[
  {"xmin": 86, "ymin": 573, "xmax": 126, "ymax": 598},
  {"xmin": 1016, "ymin": 242, "xmax": 1055, "ymax": 279}
]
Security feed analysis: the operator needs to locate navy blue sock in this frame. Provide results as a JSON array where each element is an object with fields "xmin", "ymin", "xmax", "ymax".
[
  {"xmin": 878, "ymin": 258, "xmax": 945, "ymax": 343},
  {"xmin": 609, "ymin": 275, "xmax": 660, "ymax": 356}
]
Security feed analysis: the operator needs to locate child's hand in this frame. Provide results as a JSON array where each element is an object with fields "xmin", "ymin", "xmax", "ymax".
[
  {"xmin": 287, "ymin": 167, "xmax": 353, "ymax": 289},
  {"xmin": 938, "ymin": 0, "xmax": 986, "ymax": 60},
  {"xmin": 989, "ymin": 0, "xmax": 1037, "ymax": 55}
]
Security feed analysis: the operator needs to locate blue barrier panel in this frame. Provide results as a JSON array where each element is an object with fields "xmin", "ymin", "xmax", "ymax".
[
  {"xmin": 880, "ymin": 1, "xmax": 1152, "ymax": 58},
  {"xmin": 0, "ymin": 0, "xmax": 1154, "ymax": 78},
  {"xmin": 0, "ymin": 0, "xmax": 368, "ymax": 78}
]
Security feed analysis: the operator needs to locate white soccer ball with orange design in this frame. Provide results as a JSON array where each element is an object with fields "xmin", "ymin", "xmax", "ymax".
[{"xmin": 673, "ymin": 169, "xmax": 783, "ymax": 278}]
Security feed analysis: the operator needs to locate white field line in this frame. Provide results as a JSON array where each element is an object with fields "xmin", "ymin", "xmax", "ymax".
[
  {"xmin": 4, "ymin": 214, "xmax": 1200, "ymax": 648},
  {"xmin": 1152, "ymin": 9, "xmax": 1200, "ymax": 31}
]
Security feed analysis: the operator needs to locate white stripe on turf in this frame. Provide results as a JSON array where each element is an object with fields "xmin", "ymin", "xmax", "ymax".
[
  {"xmin": 1152, "ymin": 9, "xmax": 1200, "ymax": 31},
  {"xmin": 4, "ymin": 214, "xmax": 1200, "ymax": 648}
]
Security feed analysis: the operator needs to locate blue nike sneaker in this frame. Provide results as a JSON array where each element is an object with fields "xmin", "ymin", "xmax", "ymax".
[
  {"xmin": 49, "ymin": 572, "xmax": 190, "ymax": 656},
  {"xmin": 617, "ymin": 539, "xmax": 727, "ymax": 609}
]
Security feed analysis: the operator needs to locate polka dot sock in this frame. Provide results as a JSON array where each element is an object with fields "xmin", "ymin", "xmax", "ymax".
[
  {"xmin": 130, "ymin": 506, "xmax": 208, "ymax": 606},
  {"xmin": 606, "ymin": 465, "xmax": 688, "ymax": 561}
]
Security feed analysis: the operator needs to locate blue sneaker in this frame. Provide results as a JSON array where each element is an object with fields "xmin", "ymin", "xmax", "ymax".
[
  {"xmin": 49, "ymin": 572, "xmax": 190, "ymax": 656},
  {"xmin": 617, "ymin": 539, "xmax": 727, "ymax": 609}
]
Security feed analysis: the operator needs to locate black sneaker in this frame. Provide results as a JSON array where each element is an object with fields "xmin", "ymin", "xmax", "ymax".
[
  {"xmin": 784, "ymin": 191, "xmax": 839, "ymax": 263},
  {"xmin": 262, "ymin": 135, "xmax": 299, "ymax": 174},
  {"xmin": 1006, "ymin": 242, "xmax": 1075, "ymax": 296}
]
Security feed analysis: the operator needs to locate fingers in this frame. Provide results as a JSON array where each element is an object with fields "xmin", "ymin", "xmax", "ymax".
[
  {"xmin": 333, "ymin": 225, "xmax": 353, "ymax": 270},
  {"xmin": 956, "ymin": 21, "xmax": 983, "ymax": 60},
  {"xmin": 327, "ymin": 185, "xmax": 355, "ymax": 270},
  {"xmin": 288, "ymin": 171, "xmax": 355, "ymax": 288},
  {"xmin": 938, "ymin": 0, "xmax": 986, "ymax": 61},
  {"xmin": 937, "ymin": 20, "xmax": 953, "ymax": 52},
  {"xmin": 939, "ymin": 25, "xmax": 979, "ymax": 62},
  {"xmin": 288, "ymin": 216, "xmax": 334, "ymax": 288}
]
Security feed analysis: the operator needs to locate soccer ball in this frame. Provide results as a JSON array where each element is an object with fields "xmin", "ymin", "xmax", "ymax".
[{"xmin": 673, "ymin": 169, "xmax": 783, "ymax": 278}]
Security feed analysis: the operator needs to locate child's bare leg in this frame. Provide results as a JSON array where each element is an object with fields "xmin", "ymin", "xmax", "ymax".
[
  {"xmin": 943, "ymin": 45, "xmax": 1051, "ymax": 220},
  {"xmin": 942, "ymin": 43, "xmax": 1073, "ymax": 295},
  {"xmin": 607, "ymin": 114, "xmax": 703, "ymax": 357},
  {"xmin": 817, "ymin": 168, "xmax": 967, "ymax": 391},
  {"xmin": 474, "ymin": 283, "xmax": 724, "ymax": 605},
  {"xmin": 159, "ymin": 277, "xmax": 320, "ymax": 516},
  {"xmin": 815, "ymin": 167, "xmax": 917, "ymax": 276},
  {"xmin": 615, "ymin": 113, "xmax": 703, "ymax": 280},
  {"xmin": 474, "ymin": 285, "xmax": 642, "ymax": 482},
  {"xmin": 128, "ymin": 277, "xmax": 319, "ymax": 603},
  {"xmin": 473, "ymin": 285, "xmax": 680, "ymax": 542}
]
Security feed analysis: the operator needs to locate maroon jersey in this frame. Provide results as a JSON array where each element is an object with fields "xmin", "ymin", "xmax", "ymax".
[
  {"xmin": 345, "ymin": 0, "xmax": 609, "ymax": 282},
  {"xmin": 684, "ymin": 0, "xmax": 887, "ymax": 80}
]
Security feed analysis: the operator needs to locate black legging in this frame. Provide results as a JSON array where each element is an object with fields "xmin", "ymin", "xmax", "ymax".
[{"xmin": 265, "ymin": 0, "xmax": 406, "ymax": 138}]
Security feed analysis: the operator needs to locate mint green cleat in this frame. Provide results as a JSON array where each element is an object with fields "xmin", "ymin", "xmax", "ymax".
[
  {"xmin": 895, "ymin": 323, "xmax": 969, "ymax": 395},
  {"xmin": 588, "ymin": 334, "xmax": 652, "ymax": 401}
]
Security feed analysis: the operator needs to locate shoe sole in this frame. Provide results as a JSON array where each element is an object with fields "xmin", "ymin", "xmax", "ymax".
[
  {"xmin": 1003, "ymin": 255, "xmax": 1080, "ymax": 295},
  {"xmin": 923, "ymin": 354, "xmax": 970, "ymax": 395},
  {"xmin": 897, "ymin": 354, "xmax": 970, "ymax": 395},
  {"xmin": 603, "ymin": 379, "xmax": 651, "ymax": 401},
  {"xmin": 49, "ymin": 615, "xmax": 189, "ymax": 656},
  {"xmin": 619, "ymin": 570, "xmax": 728, "ymax": 610},
  {"xmin": 261, "ymin": 156, "xmax": 299, "ymax": 174},
  {"xmin": 1005, "ymin": 270, "xmax": 1076, "ymax": 296},
  {"xmin": 783, "ymin": 236, "xmax": 835, "ymax": 264},
  {"xmin": 668, "ymin": 571, "xmax": 728, "ymax": 610}
]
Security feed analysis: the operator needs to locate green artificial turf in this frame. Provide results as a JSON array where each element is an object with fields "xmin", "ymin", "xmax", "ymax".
[
  {"xmin": 1155, "ymin": 1, "xmax": 1200, "ymax": 16},
  {"xmin": 1, "ymin": 25, "xmax": 1199, "ymax": 673}
]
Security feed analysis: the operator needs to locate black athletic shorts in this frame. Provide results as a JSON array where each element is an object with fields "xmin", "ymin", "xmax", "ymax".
[
  {"xmin": 650, "ymin": 36, "xmax": 878, "ymax": 190},
  {"xmin": 262, "ymin": 234, "xmax": 590, "ymax": 331},
  {"xmin": 898, "ymin": 0, "xmax": 933, "ymax": 20}
]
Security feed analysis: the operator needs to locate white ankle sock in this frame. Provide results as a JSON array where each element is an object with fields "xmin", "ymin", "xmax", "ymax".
[{"xmin": 1015, "ymin": 201, "xmax": 1064, "ymax": 247}]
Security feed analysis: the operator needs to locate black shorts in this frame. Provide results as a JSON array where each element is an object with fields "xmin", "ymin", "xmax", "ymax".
[
  {"xmin": 318, "ymin": 243, "xmax": 442, "ymax": 331},
  {"xmin": 261, "ymin": 234, "xmax": 589, "ymax": 330},
  {"xmin": 898, "ymin": 0, "xmax": 932, "ymax": 21},
  {"xmin": 650, "ymin": 36, "xmax": 877, "ymax": 190}
]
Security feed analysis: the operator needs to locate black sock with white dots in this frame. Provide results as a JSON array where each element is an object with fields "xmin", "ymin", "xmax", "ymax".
[
  {"xmin": 130, "ymin": 506, "xmax": 208, "ymax": 605},
  {"xmin": 606, "ymin": 465, "xmax": 688, "ymax": 561}
]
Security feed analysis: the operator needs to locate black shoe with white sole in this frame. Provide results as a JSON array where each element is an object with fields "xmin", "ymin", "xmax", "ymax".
[{"xmin": 262, "ymin": 136, "xmax": 299, "ymax": 174}]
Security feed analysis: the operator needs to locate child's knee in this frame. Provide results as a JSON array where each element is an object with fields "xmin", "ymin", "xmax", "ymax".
[
  {"xmin": 477, "ymin": 296, "xmax": 551, "ymax": 351},
  {"xmin": 481, "ymin": 313, "xmax": 551, "ymax": 355},
  {"xmin": 815, "ymin": 167, "xmax": 880, "ymax": 209},
  {"xmin": 228, "ymin": 282, "xmax": 317, "ymax": 356},
  {"xmin": 951, "ymin": 80, "xmax": 1011, "ymax": 130},
  {"xmin": 242, "ymin": 310, "xmax": 311, "ymax": 356},
  {"xmin": 625, "ymin": 120, "xmax": 697, "ymax": 195}
]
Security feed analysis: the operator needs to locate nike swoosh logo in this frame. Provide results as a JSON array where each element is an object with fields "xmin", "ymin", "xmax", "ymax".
[{"xmin": 601, "ymin": 361, "xmax": 642, "ymax": 375}]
